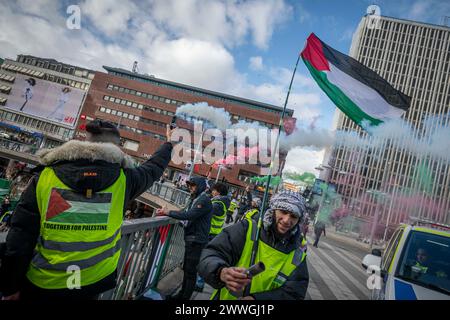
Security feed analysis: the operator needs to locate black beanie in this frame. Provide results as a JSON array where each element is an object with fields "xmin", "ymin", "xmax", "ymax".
[{"xmin": 86, "ymin": 120, "xmax": 120, "ymax": 138}]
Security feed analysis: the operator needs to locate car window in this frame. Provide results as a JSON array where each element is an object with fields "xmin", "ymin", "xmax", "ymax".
[
  {"xmin": 381, "ymin": 229, "xmax": 404, "ymax": 272},
  {"xmin": 395, "ymin": 231, "xmax": 450, "ymax": 296}
]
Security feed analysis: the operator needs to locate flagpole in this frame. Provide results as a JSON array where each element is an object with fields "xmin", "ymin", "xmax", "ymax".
[{"xmin": 245, "ymin": 53, "xmax": 301, "ymax": 295}]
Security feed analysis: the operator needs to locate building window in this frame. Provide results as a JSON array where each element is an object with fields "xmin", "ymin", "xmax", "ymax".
[{"xmin": 123, "ymin": 140, "xmax": 139, "ymax": 152}]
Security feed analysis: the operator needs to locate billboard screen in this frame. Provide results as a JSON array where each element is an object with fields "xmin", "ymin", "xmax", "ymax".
[{"xmin": 5, "ymin": 74, "xmax": 85, "ymax": 127}]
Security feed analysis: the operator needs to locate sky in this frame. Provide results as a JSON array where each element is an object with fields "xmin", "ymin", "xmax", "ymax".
[{"xmin": 0, "ymin": 0, "xmax": 449, "ymax": 176}]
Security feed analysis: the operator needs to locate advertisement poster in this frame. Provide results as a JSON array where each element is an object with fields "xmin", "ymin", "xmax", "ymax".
[{"xmin": 5, "ymin": 74, "xmax": 85, "ymax": 127}]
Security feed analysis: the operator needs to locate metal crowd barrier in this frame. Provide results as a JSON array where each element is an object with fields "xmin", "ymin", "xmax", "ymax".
[
  {"xmin": 148, "ymin": 182, "xmax": 191, "ymax": 207},
  {"xmin": 99, "ymin": 216, "xmax": 185, "ymax": 300}
]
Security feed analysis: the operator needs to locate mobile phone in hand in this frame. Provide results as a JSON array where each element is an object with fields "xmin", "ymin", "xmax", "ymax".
[{"xmin": 170, "ymin": 116, "xmax": 177, "ymax": 129}]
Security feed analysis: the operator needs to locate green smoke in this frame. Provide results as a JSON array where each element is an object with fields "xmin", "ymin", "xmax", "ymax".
[{"xmin": 283, "ymin": 171, "xmax": 316, "ymax": 185}]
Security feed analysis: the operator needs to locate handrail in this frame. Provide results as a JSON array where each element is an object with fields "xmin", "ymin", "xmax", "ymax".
[
  {"xmin": 148, "ymin": 182, "xmax": 191, "ymax": 208},
  {"xmin": 99, "ymin": 216, "xmax": 185, "ymax": 300}
]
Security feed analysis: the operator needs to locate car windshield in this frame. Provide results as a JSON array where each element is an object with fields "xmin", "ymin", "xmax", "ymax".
[{"xmin": 396, "ymin": 230, "xmax": 450, "ymax": 295}]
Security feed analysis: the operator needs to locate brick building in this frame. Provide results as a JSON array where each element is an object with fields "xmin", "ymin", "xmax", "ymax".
[{"xmin": 77, "ymin": 67, "xmax": 295, "ymax": 188}]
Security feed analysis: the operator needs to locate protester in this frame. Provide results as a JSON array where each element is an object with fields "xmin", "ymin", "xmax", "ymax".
[
  {"xmin": 235, "ymin": 185, "xmax": 253, "ymax": 222},
  {"xmin": 0, "ymin": 120, "xmax": 174, "ymax": 300},
  {"xmin": 226, "ymin": 197, "xmax": 238, "ymax": 224},
  {"xmin": 313, "ymin": 220, "xmax": 327, "ymax": 248},
  {"xmin": 156, "ymin": 177, "xmax": 212, "ymax": 300},
  {"xmin": 195, "ymin": 182, "xmax": 230, "ymax": 292},
  {"xmin": 240, "ymin": 197, "xmax": 262, "ymax": 222},
  {"xmin": 198, "ymin": 190, "xmax": 309, "ymax": 300}
]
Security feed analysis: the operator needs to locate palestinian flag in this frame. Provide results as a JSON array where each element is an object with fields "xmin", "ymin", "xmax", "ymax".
[
  {"xmin": 301, "ymin": 33, "xmax": 410, "ymax": 127},
  {"xmin": 45, "ymin": 188, "xmax": 112, "ymax": 224}
]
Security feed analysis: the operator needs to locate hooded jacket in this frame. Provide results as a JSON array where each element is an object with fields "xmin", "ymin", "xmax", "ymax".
[
  {"xmin": 168, "ymin": 177, "xmax": 212, "ymax": 244},
  {"xmin": 198, "ymin": 211, "xmax": 309, "ymax": 300},
  {"xmin": 0, "ymin": 140, "xmax": 172, "ymax": 296}
]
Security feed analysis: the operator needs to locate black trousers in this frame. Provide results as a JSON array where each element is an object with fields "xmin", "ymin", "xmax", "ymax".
[
  {"xmin": 225, "ymin": 213, "xmax": 234, "ymax": 224},
  {"xmin": 313, "ymin": 232, "xmax": 322, "ymax": 247},
  {"xmin": 178, "ymin": 242, "xmax": 205, "ymax": 300}
]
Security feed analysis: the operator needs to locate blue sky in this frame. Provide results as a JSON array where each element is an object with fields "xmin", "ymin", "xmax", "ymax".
[{"xmin": 0, "ymin": 0, "xmax": 449, "ymax": 175}]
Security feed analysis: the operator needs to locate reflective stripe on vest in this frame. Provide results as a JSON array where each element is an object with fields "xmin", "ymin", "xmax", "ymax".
[
  {"xmin": 210, "ymin": 200, "xmax": 227, "ymax": 235},
  {"xmin": 0, "ymin": 211, "xmax": 12, "ymax": 222},
  {"xmin": 228, "ymin": 201, "xmax": 237, "ymax": 212},
  {"xmin": 26, "ymin": 167, "xmax": 126, "ymax": 289},
  {"xmin": 212, "ymin": 219, "xmax": 306, "ymax": 300},
  {"xmin": 243, "ymin": 209, "xmax": 259, "ymax": 221}
]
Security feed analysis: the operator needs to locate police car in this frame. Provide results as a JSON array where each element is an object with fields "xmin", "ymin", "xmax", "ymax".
[{"xmin": 362, "ymin": 219, "xmax": 450, "ymax": 300}]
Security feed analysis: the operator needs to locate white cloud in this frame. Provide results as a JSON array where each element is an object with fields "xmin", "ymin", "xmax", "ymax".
[
  {"xmin": 284, "ymin": 148, "xmax": 325, "ymax": 175},
  {"xmin": 297, "ymin": 3, "xmax": 311, "ymax": 24},
  {"xmin": 144, "ymin": 38, "xmax": 243, "ymax": 92},
  {"xmin": 380, "ymin": 0, "xmax": 450, "ymax": 25},
  {"xmin": 150, "ymin": 0, "xmax": 292, "ymax": 49},
  {"xmin": 249, "ymin": 56, "xmax": 264, "ymax": 71},
  {"xmin": 80, "ymin": 0, "xmax": 139, "ymax": 37},
  {"xmin": 0, "ymin": 0, "xmax": 325, "ymax": 175}
]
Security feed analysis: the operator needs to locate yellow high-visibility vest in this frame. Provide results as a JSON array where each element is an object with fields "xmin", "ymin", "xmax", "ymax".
[
  {"xmin": 210, "ymin": 200, "xmax": 227, "ymax": 235},
  {"xmin": 211, "ymin": 219, "xmax": 307, "ymax": 300},
  {"xmin": 26, "ymin": 167, "xmax": 125, "ymax": 289}
]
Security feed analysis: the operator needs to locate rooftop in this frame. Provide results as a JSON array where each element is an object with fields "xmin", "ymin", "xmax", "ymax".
[
  {"xmin": 103, "ymin": 66, "xmax": 294, "ymax": 116},
  {"xmin": 366, "ymin": 14, "xmax": 450, "ymax": 31}
]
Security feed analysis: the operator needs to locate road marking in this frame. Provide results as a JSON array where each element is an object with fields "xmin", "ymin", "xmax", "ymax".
[
  {"xmin": 306, "ymin": 260, "xmax": 337, "ymax": 300},
  {"xmin": 307, "ymin": 248, "xmax": 359, "ymax": 300},
  {"xmin": 319, "ymin": 240, "xmax": 368, "ymax": 278},
  {"xmin": 307, "ymin": 277, "xmax": 324, "ymax": 300},
  {"xmin": 311, "ymin": 245, "xmax": 369, "ymax": 299}
]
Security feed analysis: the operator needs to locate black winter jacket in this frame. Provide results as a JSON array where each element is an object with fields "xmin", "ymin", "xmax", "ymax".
[
  {"xmin": 237, "ymin": 190, "xmax": 252, "ymax": 217},
  {"xmin": 168, "ymin": 177, "xmax": 212, "ymax": 244},
  {"xmin": 198, "ymin": 219, "xmax": 309, "ymax": 300},
  {"xmin": 0, "ymin": 140, "xmax": 172, "ymax": 297}
]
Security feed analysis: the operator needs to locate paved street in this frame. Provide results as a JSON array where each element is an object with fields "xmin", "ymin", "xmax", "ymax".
[
  {"xmin": 192, "ymin": 225, "xmax": 372, "ymax": 300},
  {"xmin": 304, "ymin": 231, "xmax": 370, "ymax": 300}
]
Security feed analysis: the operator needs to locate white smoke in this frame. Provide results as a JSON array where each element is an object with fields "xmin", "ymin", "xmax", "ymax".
[
  {"xmin": 334, "ymin": 117, "xmax": 450, "ymax": 163},
  {"xmin": 176, "ymin": 102, "xmax": 231, "ymax": 130},
  {"xmin": 280, "ymin": 128, "xmax": 335, "ymax": 151},
  {"xmin": 175, "ymin": 102, "xmax": 450, "ymax": 163}
]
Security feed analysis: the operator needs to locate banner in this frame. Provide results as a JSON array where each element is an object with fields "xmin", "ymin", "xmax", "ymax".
[{"xmin": 5, "ymin": 74, "xmax": 85, "ymax": 127}]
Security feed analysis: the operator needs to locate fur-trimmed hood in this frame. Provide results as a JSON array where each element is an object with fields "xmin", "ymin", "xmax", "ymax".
[{"xmin": 37, "ymin": 140, "xmax": 136, "ymax": 168}]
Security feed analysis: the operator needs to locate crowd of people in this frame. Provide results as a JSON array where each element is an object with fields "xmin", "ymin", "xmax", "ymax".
[{"xmin": 0, "ymin": 119, "xmax": 320, "ymax": 301}]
